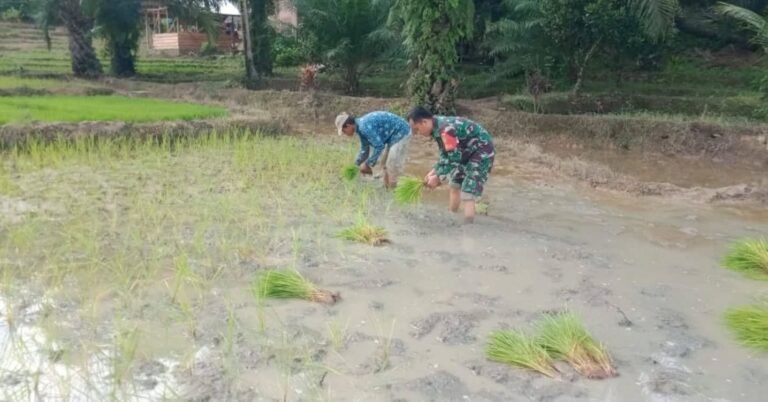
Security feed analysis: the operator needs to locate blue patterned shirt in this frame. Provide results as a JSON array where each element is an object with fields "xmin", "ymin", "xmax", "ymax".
[{"xmin": 354, "ymin": 111, "xmax": 411, "ymax": 167}]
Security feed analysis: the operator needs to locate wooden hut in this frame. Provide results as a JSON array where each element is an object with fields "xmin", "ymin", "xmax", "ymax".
[{"xmin": 143, "ymin": 1, "xmax": 243, "ymax": 55}]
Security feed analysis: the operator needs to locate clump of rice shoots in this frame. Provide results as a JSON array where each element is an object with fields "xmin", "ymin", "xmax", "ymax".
[
  {"xmin": 721, "ymin": 238, "xmax": 768, "ymax": 280},
  {"xmin": 724, "ymin": 303, "xmax": 768, "ymax": 351},
  {"xmin": 486, "ymin": 330, "xmax": 559, "ymax": 378},
  {"xmin": 253, "ymin": 269, "xmax": 340, "ymax": 304},
  {"xmin": 338, "ymin": 219, "xmax": 390, "ymax": 246},
  {"xmin": 342, "ymin": 165, "xmax": 359, "ymax": 181},
  {"xmin": 536, "ymin": 312, "xmax": 617, "ymax": 379},
  {"xmin": 393, "ymin": 176, "xmax": 424, "ymax": 205}
]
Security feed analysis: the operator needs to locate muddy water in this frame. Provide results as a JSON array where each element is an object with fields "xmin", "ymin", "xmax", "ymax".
[
  {"xmin": 3, "ymin": 138, "xmax": 768, "ymax": 402},
  {"xmin": 541, "ymin": 144, "xmax": 767, "ymax": 189}
]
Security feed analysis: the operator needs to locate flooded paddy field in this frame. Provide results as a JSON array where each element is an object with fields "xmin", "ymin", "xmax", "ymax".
[{"xmin": 1, "ymin": 126, "xmax": 767, "ymax": 402}]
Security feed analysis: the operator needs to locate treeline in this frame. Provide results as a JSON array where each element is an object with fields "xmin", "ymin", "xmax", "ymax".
[{"xmin": 3, "ymin": 0, "xmax": 767, "ymax": 113}]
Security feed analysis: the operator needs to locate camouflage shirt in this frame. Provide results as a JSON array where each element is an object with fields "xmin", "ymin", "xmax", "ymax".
[{"xmin": 431, "ymin": 116, "xmax": 495, "ymax": 178}]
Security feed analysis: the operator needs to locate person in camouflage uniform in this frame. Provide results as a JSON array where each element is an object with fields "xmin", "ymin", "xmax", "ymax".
[{"xmin": 407, "ymin": 106, "xmax": 495, "ymax": 224}]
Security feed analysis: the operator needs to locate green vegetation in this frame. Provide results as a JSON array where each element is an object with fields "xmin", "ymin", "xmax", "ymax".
[
  {"xmin": 536, "ymin": 311, "xmax": 617, "ymax": 379},
  {"xmin": 393, "ymin": 176, "xmax": 424, "ymax": 205},
  {"xmin": 0, "ymin": 96, "xmax": 226, "ymax": 124},
  {"xmin": 486, "ymin": 330, "xmax": 559, "ymax": 378},
  {"xmin": 342, "ymin": 164, "xmax": 359, "ymax": 181},
  {"xmin": 487, "ymin": 311, "xmax": 616, "ymax": 379},
  {"xmin": 0, "ymin": 76, "xmax": 64, "ymax": 89},
  {"xmin": 338, "ymin": 216, "xmax": 390, "ymax": 246},
  {"xmin": 253, "ymin": 269, "xmax": 339, "ymax": 304},
  {"xmin": 722, "ymin": 238, "xmax": 768, "ymax": 280},
  {"xmin": 724, "ymin": 303, "xmax": 768, "ymax": 351},
  {"xmin": 0, "ymin": 132, "xmax": 371, "ymax": 396}
]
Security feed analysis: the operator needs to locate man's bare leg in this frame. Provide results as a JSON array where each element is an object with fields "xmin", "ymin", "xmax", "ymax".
[
  {"xmin": 449, "ymin": 187, "xmax": 461, "ymax": 212},
  {"xmin": 463, "ymin": 199, "xmax": 476, "ymax": 224}
]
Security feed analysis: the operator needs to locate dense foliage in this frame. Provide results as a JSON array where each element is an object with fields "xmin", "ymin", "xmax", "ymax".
[
  {"xmin": 297, "ymin": 0, "xmax": 397, "ymax": 94},
  {"xmin": 393, "ymin": 0, "xmax": 475, "ymax": 114}
]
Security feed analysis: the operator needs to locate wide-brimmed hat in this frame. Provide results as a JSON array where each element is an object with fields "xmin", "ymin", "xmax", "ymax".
[{"xmin": 335, "ymin": 113, "xmax": 351, "ymax": 136}]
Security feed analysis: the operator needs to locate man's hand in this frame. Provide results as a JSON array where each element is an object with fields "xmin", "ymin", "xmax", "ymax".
[
  {"xmin": 424, "ymin": 173, "xmax": 440, "ymax": 189},
  {"xmin": 359, "ymin": 163, "xmax": 373, "ymax": 175}
]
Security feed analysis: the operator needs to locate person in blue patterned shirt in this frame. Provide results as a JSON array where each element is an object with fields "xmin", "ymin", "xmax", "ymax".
[{"xmin": 335, "ymin": 111, "xmax": 412, "ymax": 189}]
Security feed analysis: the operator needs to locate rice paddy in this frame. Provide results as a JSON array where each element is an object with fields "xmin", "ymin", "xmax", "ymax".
[
  {"xmin": 722, "ymin": 238, "xmax": 768, "ymax": 280},
  {"xmin": 342, "ymin": 164, "xmax": 359, "ymax": 181},
  {"xmin": 0, "ymin": 131, "xmax": 373, "ymax": 399},
  {"xmin": 0, "ymin": 96, "xmax": 227, "ymax": 124}
]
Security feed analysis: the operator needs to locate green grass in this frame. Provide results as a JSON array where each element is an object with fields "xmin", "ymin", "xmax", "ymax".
[
  {"xmin": 393, "ymin": 176, "xmax": 424, "ymax": 205},
  {"xmin": 724, "ymin": 303, "xmax": 768, "ymax": 352},
  {"xmin": 0, "ymin": 75, "xmax": 65, "ymax": 89},
  {"xmin": 253, "ymin": 269, "xmax": 339, "ymax": 304},
  {"xmin": 338, "ymin": 216, "xmax": 389, "ymax": 246},
  {"xmin": 486, "ymin": 330, "xmax": 559, "ymax": 378},
  {"xmin": 722, "ymin": 238, "xmax": 768, "ymax": 280},
  {"xmin": 536, "ymin": 311, "xmax": 617, "ymax": 379},
  {"xmin": 342, "ymin": 164, "xmax": 358, "ymax": 181},
  {"xmin": 0, "ymin": 96, "xmax": 227, "ymax": 124}
]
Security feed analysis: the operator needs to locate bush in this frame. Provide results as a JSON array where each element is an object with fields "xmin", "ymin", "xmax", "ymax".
[
  {"xmin": 0, "ymin": 7, "xmax": 22, "ymax": 22},
  {"xmin": 273, "ymin": 33, "xmax": 305, "ymax": 67}
]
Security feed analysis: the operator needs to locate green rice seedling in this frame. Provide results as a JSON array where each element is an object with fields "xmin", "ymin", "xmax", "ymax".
[
  {"xmin": 338, "ymin": 217, "xmax": 390, "ymax": 246},
  {"xmin": 486, "ymin": 330, "xmax": 559, "ymax": 378},
  {"xmin": 722, "ymin": 238, "xmax": 768, "ymax": 280},
  {"xmin": 535, "ymin": 311, "xmax": 617, "ymax": 379},
  {"xmin": 393, "ymin": 176, "xmax": 424, "ymax": 205},
  {"xmin": 342, "ymin": 165, "xmax": 359, "ymax": 181},
  {"xmin": 253, "ymin": 269, "xmax": 340, "ymax": 304},
  {"xmin": 724, "ymin": 303, "xmax": 768, "ymax": 351}
]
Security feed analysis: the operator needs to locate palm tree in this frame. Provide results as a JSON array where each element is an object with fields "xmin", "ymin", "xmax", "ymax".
[
  {"xmin": 297, "ymin": 0, "xmax": 399, "ymax": 94},
  {"xmin": 35, "ymin": 0, "xmax": 103, "ymax": 78},
  {"xmin": 715, "ymin": 1, "xmax": 768, "ymax": 49}
]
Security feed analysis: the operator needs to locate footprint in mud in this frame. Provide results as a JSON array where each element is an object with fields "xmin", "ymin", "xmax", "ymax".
[
  {"xmin": 473, "ymin": 264, "xmax": 511, "ymax": 273},
  {"xmin": 553, "ymin": 278, "xmax": 613, "ymax": 307},
  {"xmin": 401, "ymin": 370, "xmax": 471, "ymax": 402},
  {"xmin": 332, "ymin": 278, "xmax": 397, "ymax": 289},
  {"xmin": 409, "ymin": 311, "xmax": 488, "ymax": 344}
]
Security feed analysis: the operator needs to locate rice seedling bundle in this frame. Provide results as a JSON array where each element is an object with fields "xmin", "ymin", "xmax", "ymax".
[
  {"xmin": 393, "ymin": 176, "xmax": 424, "ymax": 205},
  {"xmin": 535, "ymin": 312, "xmax": 617, "ymax": 379},
  {"xmin": 338, "ymin": 220, "xmax": 390, "ymax": 246},
  {"xmin": 342, "ymin": 165, "xmax": 358, "ymax": 181},
  {"xmin": 253, "ymin": 269, "xmax": 340, "ymax": 304},
  {"xmin": 722, "ymin": 238, "xmax": 768, "ymax": 280},
  {"xmin": 486, "ymin": 330, "xmax": 559, "ymax": 378},
  {"xmin": 724, "ymin": 304, "xmax": 768, "ymax": 351}
]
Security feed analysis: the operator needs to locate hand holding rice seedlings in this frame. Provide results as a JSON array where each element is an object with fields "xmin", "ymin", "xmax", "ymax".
[
  {"xmin": 722, "ymin": 238, "xmax": 768, "ymax": 280},
  {"xmin": 393, "ymin": 176, "xmax": 424, "ymax": 205},
  {"xmin": 724, "ymin": 303, "xmax": 768, "ymax": 351},
  {"xmin": 486, "ymin": 330, "xmax": 560, "ymax": 378},
  {"xmin": 253, "ymin": 269, "xmax": 340, "ymax": 304},
  {"xmin": 338, "ymin": 217, "xmax": 390, "ymax": 246},
  {"xmin": 342, "ymin": 165, "xmax": 359, "ymax": 181},
  {"xmin": 535, "ymin": 311, "xmax": 617, "ymax": 379}
]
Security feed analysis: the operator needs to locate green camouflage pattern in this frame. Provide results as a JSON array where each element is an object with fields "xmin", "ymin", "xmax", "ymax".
[{"xmin": 431, "ymin": 116, "xmax": 495, "ymax": 197}]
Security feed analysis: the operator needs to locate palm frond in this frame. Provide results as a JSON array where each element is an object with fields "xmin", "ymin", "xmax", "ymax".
[
  {"xmin": 715, "ymin": 2, "xmax": 768, "ymax": 48},
  {"xmin": 631, "ymin": 0, "xmax": 680, "ymax": 40}
]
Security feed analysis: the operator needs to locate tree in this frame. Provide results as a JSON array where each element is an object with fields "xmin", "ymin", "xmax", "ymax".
[
  {"xmin": 486, "ymin": 0, "xmax": 549, "ymax": 78},
  {"xmin": 715, "ymin": 1, "xmax": 768, "ymax": 49},
  {"xmin": 393, "ymin": 0, "xmax": 475, "ymax": 114},
  {"xmin": 35, "ymin": 0, "xmax": 103, "ymax": 78},
  {"xmin": 298, "ymin": 0, "xmax": 398, "ymax": 94},
  {"xmin": 92, "ymin": 0, "xmax": 142, "ymax": 77},
  {"xmin": 239, "ymin": 0, "xmax": 273, "ymax": 87}
]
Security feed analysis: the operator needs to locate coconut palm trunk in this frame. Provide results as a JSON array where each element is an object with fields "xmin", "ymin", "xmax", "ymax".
[{"xmin": 59, "ymin": 0, "xmax": 102, "ymax": 78}]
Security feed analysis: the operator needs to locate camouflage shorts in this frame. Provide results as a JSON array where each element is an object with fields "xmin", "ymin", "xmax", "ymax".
[{"xmin": 449, "ymin": 143, "xmax": 495, "ymax": 198}]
